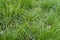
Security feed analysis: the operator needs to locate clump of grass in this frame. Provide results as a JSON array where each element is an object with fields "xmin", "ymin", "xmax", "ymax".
[{"xmin": 0, "ymin": 0, "xmax": 60, "ymax": 40}]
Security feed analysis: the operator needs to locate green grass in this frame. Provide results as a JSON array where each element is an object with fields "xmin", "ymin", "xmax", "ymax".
[{"xmin": 0, "ymin": 0, "xmax": 60, "ymax": 40}]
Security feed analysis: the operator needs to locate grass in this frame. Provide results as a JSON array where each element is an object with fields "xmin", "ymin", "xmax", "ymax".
[{"xmin": 0, "ymin": 0, "xmax": 60, "ymax": 40}]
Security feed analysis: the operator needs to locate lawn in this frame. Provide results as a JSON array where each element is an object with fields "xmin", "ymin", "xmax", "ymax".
[{"xmin": 0, "ymin": 0, "xmax": 60, "ymax": 40}]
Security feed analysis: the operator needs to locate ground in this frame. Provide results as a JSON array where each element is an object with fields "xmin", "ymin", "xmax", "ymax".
[{"xmin": 0, "ymin": 0, "xmax": 60, "ymax": 40}]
